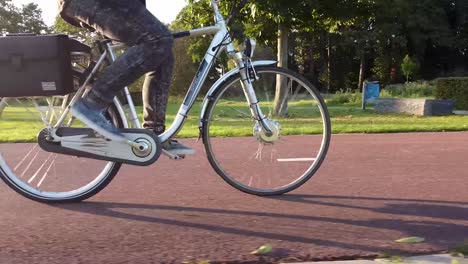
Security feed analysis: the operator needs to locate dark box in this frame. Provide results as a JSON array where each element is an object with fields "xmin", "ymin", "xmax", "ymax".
[{"xmin": 0, "ymin": 34, "xmax": 75, "ymax": 97}]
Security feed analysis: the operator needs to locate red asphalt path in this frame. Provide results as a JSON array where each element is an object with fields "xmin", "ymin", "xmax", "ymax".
[{"xmin": 0, "ymin": 132, "xmax": 467, "ymax": 263}]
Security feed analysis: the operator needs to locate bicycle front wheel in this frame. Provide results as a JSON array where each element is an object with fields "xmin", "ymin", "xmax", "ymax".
[
  {"xmin": 203, "ymin": 66, "xmax": 331, "ymax": 195},
  {"xmin": 0, "ymin": 97, "xmax": 123, "ymax": 203}
]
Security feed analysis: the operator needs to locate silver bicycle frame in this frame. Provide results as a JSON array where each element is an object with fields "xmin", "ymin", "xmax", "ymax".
[
  {"xmin": 155, "ymin": 0, "xmax": 273, "ymax": 142},
  {"xmin": 53, "ymin": 0, "xmax": 272, "ymax": 143}
]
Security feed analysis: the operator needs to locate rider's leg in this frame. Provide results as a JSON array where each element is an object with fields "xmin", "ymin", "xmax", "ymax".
[
  {"xmin": 63, "ymin": 0, "xmax": 173, "ymax": 140},
  {"xmin": 141, "ymin": 56, "xmax": 174, "ymax": 134},
  {"xmin": 142, "ymin": 58, "xmax": 195, "ymax": 155}
]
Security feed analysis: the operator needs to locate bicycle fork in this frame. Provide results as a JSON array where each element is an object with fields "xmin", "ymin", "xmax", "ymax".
[{"xmin": 234, "ymin": 53, "xmax": 274, "ymax": 137}]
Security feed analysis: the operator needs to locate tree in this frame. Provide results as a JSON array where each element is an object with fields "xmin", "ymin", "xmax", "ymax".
[
  {"xmin": 369, "ymin": 0, "xmax": 454, "ymax": 83},
  {"xmin": 0, "ymin": 0, "xmax": 22, "ymax": 34},
  {"xmin": 53, "ymin": 16, "xmax": 96, "ymax": 43},
  {"xmin": 0, "ymin": 0, "xmax": 48, "ymax": 34},
  {"xmin": 174, "ymin": 0, "xmax": 371, "ymax": 115},
  {"xmin": 19, "ymin": 3, "xmax": 48, "ymax": 33},
  {"xmin": 173, "ymin": 0, "xmax": 235, "ymax": 92},
  {"xmin": 172, "ymin": 0, "xmax": 467, "ymax": 102},
  {"xmin": 169, "ymin": 23, "xmax": 198, "ymax": 96},
  {"xmin": 401, "ymin": 55, "xmax": 417, "ymax": 83},
  {"xmin": 245, "ymin": 0, "xmax": 313, "ymax": 116},
  {"xmin": 245, "ymin": 0, "xmax": 372, "ymax": 114}
]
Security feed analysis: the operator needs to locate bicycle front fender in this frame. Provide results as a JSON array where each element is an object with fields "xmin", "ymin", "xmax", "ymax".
[{"xmin": 199, "ymin": 60, "xmax": 277, "ymax": 127}]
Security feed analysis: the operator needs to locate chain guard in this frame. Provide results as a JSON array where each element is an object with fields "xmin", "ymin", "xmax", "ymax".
[{"xmin": 38, "ymin": 128, "xmax": 161, "ymax": 166}]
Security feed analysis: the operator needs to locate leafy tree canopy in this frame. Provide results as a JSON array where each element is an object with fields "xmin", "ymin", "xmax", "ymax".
[{"xmin": 0, "ymin": 0, "xmax": 48, "ymax": 34}]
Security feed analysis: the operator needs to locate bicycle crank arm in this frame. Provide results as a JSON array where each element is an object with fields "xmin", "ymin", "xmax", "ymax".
[{"xmin": 38, "ymin": 128, "xmax": 161, "ymax": 166}]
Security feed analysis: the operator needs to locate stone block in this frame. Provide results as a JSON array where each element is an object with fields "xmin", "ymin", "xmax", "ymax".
[{"xmin": 374, "ymin": 98, "xmax": 454, "ymax": 116}]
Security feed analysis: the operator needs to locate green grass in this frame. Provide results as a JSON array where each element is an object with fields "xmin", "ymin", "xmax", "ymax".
[
  {"xmin": 329, "ymin": 106, "xmax": 468, "ymax": 134},
  {"xmin": 2, "ymin": 101, "xmax": 468, "ymax": 143}
]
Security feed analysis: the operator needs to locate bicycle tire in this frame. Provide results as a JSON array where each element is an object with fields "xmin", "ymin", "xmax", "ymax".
[{"xmin": 203, "ymin": 66, "xmax": 331, "ymax": 196}]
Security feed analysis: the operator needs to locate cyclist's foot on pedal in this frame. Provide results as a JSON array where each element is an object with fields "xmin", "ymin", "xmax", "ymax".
[
  {"xmin": 162, "ymin": 140, "xmax": 195, "ymax": 156},
  {"xmin": 71, "ymin": 99, "xmax": 125, "ymax": 142}
]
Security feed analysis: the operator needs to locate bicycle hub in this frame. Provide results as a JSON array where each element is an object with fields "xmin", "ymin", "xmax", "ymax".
[
  {"xmin": 253, "ymin": 119, "xmax": 281, "ymax": 144},
  {"xmin": 131, "ymin": 138, "xmax": 152, "ymax": 158}
]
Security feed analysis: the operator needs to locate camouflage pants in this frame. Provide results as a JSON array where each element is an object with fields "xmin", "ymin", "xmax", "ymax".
[{"xmin": 62, "ymin": 0, "xmax": 174, "ymax": 132}]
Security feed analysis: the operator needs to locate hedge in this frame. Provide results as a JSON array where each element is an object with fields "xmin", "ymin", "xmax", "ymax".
[{"xmin": 435, "ymin": 77, "xmax": 468, "ymax": 110}]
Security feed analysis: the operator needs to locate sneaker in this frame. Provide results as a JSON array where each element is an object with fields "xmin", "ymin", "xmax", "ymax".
[
  {"xmin": 71, "ymin": 99, "xmax": 126, "ymax": 143},
  {"xmin": 162, "ymin": 140, "xmax": 195, "ymax": 155}
]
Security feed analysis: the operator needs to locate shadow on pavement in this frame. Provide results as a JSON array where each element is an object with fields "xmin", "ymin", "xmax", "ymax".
[
  {"xmin": 269, "ymin": 194, "xmax": 468, "ymax": 221},
  {"xmin": 54, "ymin": 194, "xmax": 468, "ymax": 255}
]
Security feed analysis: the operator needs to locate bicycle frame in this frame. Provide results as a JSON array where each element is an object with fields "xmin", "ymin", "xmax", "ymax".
[{"xmin": 53, "ymin": 0, "xmax": 276, "ymax": 144}]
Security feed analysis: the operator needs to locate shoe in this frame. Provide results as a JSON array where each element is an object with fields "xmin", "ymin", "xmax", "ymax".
[
  {"xmin": 71, "ymin": 99, "xmax": 126, "ymax": 142},
  {"xmin": 162, "ymin": 140, "xmax": 195, "ymax": 155}
]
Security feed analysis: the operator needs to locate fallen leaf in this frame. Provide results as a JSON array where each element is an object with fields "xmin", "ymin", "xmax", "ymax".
[
  {"xmin": 251, "ymin": 244, "xmax": 273, "ymax": 255},
  {"xmin": 395, "ymin": 237, "xmax": 425, "ymax": 244},
  {"xmin": 451, "ymin": 252, "xmax": 465, "ymax": 258}
]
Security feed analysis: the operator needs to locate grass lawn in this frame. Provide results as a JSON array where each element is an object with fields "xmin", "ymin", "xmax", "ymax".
[
  {"xmin": 328, "ymin": 106, "xmax": 468, "ymax": 134},
  {"xmin": 167, "ymin": 102, "xmax": 468, "ymax": 137},
  {"xmin": 1, "ymin": 100, "xmax": 468, "ymax": 142}
]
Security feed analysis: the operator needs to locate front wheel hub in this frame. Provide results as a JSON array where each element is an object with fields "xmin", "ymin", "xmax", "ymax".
[{"xmin": 253, "ymin": 119, "xmax": 281, "ymax": 144}]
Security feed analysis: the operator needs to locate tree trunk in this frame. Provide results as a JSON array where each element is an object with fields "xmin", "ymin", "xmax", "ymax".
[
  {"xmin": 308, "ymin": 47, "xmax": 315, "ymax": 78},
  {"xmin": 358, "ymin": 52, "xmax": 366, "ymax": 92},
  {"xmin": 326, "ymin": 32, "xmax": 331, "ymax": 93},
  {"xmin": 273, "ymin": 23, "xmax": 289, "ymax": 117}
]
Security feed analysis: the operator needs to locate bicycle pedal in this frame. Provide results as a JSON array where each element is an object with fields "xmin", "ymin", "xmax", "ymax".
[{"xmin": 162, "ymin": 149, "xmax": 186, "ymax": 160}]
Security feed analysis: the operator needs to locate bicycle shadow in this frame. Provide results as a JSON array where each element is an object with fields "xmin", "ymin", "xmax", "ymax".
[
  {"xmin": 55, "ymin": 194, "xmax": 468, "ymax": 255},
  {"xmin": 267, "ymin": 194, "xmax": 468, "ymax": 221}
]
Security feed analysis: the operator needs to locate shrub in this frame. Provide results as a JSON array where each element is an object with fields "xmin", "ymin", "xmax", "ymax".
[
  {"xmin": 325, "ymin": 90, "xmax": 362, "ymax": 106},
  {"xmin": 435, "ymin": 77, "xmax": 468, "ymax": 110},
  {"xmin": 383, "ymin": 81, "xmax": 435, "ymax": 98}
]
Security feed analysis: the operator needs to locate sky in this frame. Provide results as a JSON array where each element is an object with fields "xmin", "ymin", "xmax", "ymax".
[{"xmin": 11, "ymin": 0, "xmax": 187, "ymax": 26}]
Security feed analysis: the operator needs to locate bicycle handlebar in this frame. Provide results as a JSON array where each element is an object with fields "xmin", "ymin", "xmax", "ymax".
[{"xmin": 170, "ymin": 0, "xmax": 249, "ymax": 40}]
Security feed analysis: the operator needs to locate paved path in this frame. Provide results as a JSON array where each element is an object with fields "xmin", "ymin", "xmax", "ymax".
[{"xmin": 0, "ymin": 132, "xmax": 467, "ymax": 263}]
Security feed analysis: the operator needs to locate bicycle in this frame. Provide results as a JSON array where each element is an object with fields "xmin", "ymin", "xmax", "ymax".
[{"xmin": 0, "ymin": 0, "xmax": 331, "ymax": 203}]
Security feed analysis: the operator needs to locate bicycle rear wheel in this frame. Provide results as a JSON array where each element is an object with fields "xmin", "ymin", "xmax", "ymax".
[
  {"xmin": 203, "ymin": 66, "xmax": 331, "ymax": 195},
  {"xmin": 0, "ymin": 97, "xmax": 123, "ymax": 203}
]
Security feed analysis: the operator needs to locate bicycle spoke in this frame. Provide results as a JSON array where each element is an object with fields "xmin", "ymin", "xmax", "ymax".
[
  {"xmin": 27, "ymin": 153, "xmax": 54, "ymax": 184},
  {"xmin": 291, "ymin": 82, "xmax": 303, "ymax": 102},
  {"xmin": 46, "ymin": 98, "xmax": 59, "ymax": 124},
  {"xmin": 19, "ymin": 151, "xmax": 40, "ymax": 179},
  {"xmin": 37, "ymin": 154, "xmax": 57, "ymax": 188},
  {"xmin": 278, "ymin": 77, "xmax": 291, "ymax": 112},
  {"xmin": 13, "ymin": 144, "xmax": 39, "ymax": 172},
  {"xmin": 228, "ymin": 107, "xmax": 251, "ymax": 118},
  {"xmin": 31, "ymin": 98, "xmax": 52, "ymax": 127},
  {"xmin": 250, "ymin": 143, "xmax": 264, "ymax": 161}
]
